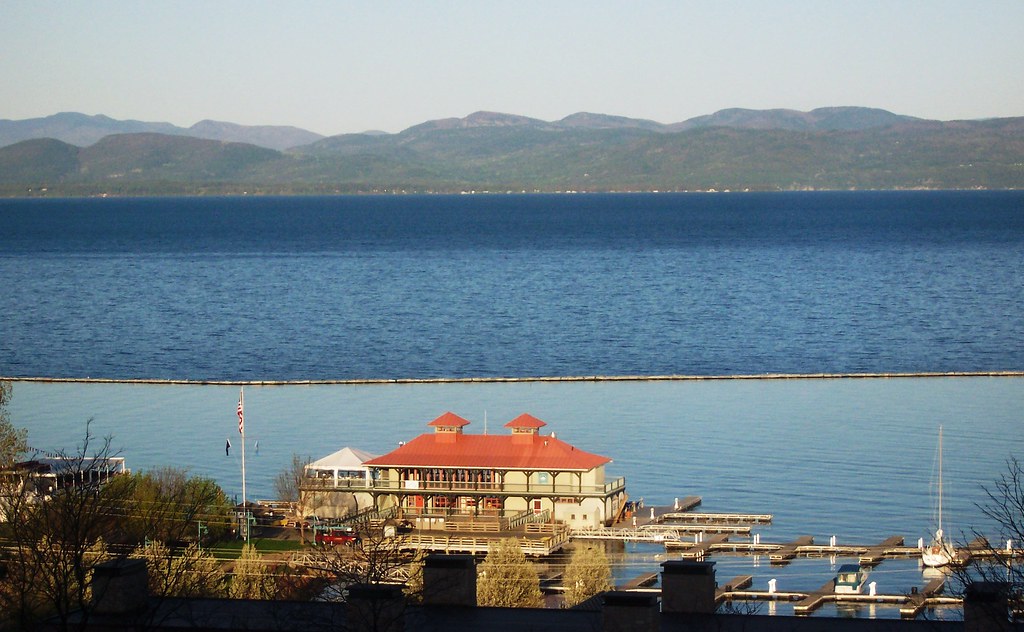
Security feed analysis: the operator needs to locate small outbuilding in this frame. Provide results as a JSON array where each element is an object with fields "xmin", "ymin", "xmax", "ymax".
[{"xmin": 305, "ymin": 446, "xmax": 378, "ymax": 487}]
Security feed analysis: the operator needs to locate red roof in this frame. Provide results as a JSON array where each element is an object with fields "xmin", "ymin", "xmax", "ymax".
[
  {"xmin": 504, "ymin": 413, "xmax": 547, "ymax": 430},
  {"xmin": 427, "ymin": 412, "xmax": 471, "ymax": 428},
  {"xmin": 364, "ymin": 432, "xmax": 611, "ymax": 471}
]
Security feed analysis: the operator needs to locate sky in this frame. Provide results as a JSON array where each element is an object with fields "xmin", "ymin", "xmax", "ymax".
[{"xmin": 2, "ymin": 1, "xmax": 1023, "ymax": 137}]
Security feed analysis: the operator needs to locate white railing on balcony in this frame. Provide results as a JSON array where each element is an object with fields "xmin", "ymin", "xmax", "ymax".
[{"xmin": 301, "ymin": 475, "xmax": 626, "ymax": 496}]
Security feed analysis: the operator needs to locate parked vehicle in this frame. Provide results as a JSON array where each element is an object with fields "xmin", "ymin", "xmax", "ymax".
[{"xmin": 315, "ymin": 527, "xmax": 360, "ymax": 546}]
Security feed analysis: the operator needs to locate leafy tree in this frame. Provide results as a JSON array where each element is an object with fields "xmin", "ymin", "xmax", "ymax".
[
  {"xmin": 401, "ymin": 551, "xmax": 427, "ymax": 605},
  {"xmin": 476, "ymin": 538, "xmax": 543, "ymax": 608},
  {"xmin": 228, "ymin": 544, "xmax": 276, "ymax": 600},
  {"xmin": 131, "ymin": 540, "xmax": 225, "ymax": 599},
  {"xmin": 108, "ymin": 466, "xmax": 232, "ymax": 545},
  {"xmin": 0, "ymin": 381, "xmax": 28, "ymax": 467},
  {"xmin": 562, "ymin": 544, "xmax": 612, "ymax": 607}
]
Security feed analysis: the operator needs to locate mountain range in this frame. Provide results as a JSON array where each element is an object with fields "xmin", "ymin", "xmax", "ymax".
[
  {"xmin": 0, "ymin": 112, "xmax": 324, "ymax": 151},
  {"xmin": 1, "ymin": 107, "xmax": 1022, "ymax": 195}
]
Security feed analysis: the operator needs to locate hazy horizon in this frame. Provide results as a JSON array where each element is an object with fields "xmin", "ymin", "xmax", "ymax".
[
  {"xmin": 3, "ymin": 2, "xmax": 1023, "ymax": 136},
  {"xmin": 4, "ymin": 103, "xmax": 1001, "ymax": 138}
]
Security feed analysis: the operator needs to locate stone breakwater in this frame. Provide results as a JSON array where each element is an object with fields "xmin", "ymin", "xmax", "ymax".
[{"xmin": 5, "ymin": 371, "xmax": 1023, "ymax": 386}]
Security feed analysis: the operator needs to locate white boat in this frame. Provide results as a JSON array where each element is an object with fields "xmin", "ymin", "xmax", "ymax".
[
  {"xmin": 834, "ymin": 564, "xmax": 870, "ymax": 594},
  {"xmin": 922, "ymin": 426, "xmax": 960, "ymax": 567}
]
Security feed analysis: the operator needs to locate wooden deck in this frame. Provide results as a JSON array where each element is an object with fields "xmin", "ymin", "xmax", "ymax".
[{"xmin": 399, "ymin": 529, "xmax": 569, "ymax": 556}]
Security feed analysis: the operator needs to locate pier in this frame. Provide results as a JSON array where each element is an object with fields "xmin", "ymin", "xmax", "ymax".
[
  {"xmin": 769, "ymin": 535, "xmax": 815, "ymax": 563},
  {"xmin": 574, "ymin": 496, "xmax": 773, "ymax": 546},
  {"xmin": 679, "ymin": 533, "xmax": 731, "ymax": 559},
  {"xmin": 899, "ymin": 576, "xmax": 949, "ymax": 618},
  {"xmin": 715, "ymin": 574, "xmax": 955, "ymax": 618},
  {"xmin": 584, "ymin": 498, "xmax": 1015, "ymax": 620},
  {"xmin": 858, "ymin": 536, "xmax": 907, "ymax": 565},
  {"xmin": 662, "ymin": 511, "xmax": 773, "ymax": 525}
]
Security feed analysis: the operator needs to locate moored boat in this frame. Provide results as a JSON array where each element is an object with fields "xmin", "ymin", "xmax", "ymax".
[
  {"xmin": 834, "ymin": 564, "xmax": 870, "ymax": 594},
  {"xmin": 922, "ymin": 426, "xmax": 961, "ymax": 567}
]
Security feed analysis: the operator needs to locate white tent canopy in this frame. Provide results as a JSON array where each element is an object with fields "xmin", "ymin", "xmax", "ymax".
[{"xmin": 305, "ymin": 447, "xmax": 377, "ymax": 485}]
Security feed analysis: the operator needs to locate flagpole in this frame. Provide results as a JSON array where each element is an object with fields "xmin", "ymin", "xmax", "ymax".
[{"xmin": 238, "ymin": 387, "xmax": 248, "ymax": 542}]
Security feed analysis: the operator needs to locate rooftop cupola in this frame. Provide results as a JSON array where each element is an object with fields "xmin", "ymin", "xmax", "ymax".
[
  {"xmin": 428, "ymin": 412, "xmax": 470, "ymax": 442},
  {"xmin": 505, "ymin": 413, "xmax": 547, "ymax": 443}
]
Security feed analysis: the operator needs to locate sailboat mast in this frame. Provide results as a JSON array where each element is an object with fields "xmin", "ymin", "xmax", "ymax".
[
  {"xmin": 238, "ymin": 387, "xmax": 248, "ymax": 542},
  {"xmin": 937, "ymin": 425, "xmax": 943, "ymax": 535}
]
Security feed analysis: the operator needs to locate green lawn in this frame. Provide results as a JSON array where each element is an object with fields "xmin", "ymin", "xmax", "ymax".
[{"xmin": 210, "ymin": 537, "xmax": 307, "ymax": 559}]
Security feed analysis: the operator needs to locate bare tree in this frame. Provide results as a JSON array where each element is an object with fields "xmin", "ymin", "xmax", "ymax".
[
  {"xmin": 276, "ymin": 454, "xmax": 330, "ymax": 545},
  {"xmin": 274, "ymin": 453, "xmax": 311, "ymax": 505},
  {"xmin": 292, "ymin": 515, "xmax": 422, "ymax": 631},
  {"xmin": 308, "ymin": 515, "xmax": 416, "ymax": 588},
  {"xmin": 953, "ymin": 456, "xmax": 1024, "ymax": 613},
  {"xmin": 0, "ymin": 424, "xmax": 235, "ymax": 631},
  {"xmin": 0, "ymin": 425, "xmax": 124, "ymax": 631}
]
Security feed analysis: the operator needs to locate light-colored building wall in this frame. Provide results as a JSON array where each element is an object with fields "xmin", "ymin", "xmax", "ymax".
[
  {"xmin": 552, "ymin": 498, "xmax": 607, "ymax": 528},
  {"xmin": 582, "ymin": 465, "xmax": 605, "ymax": 487},
  {"xmin": 504, "ymin": 471, "xmax": 528, "ymax": 487},
  {"xmin": 504, "ymin": 496, "xmax": 528, "ymax": 513}
]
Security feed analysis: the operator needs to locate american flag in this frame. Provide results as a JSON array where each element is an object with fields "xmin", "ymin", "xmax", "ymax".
[{"xmin": 237, "ymin": 388, "xmax": 244, "ymax": 435}]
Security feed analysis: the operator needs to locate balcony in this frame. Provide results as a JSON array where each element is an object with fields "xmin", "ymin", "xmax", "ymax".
[{"xmin": 300, "ymin": 475, "xmax": 626, "ymax": 498}]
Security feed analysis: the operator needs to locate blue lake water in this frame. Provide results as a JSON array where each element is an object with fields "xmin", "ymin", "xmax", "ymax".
[
  {"xmin": 2, "ymin": 191, "xmax": 1023, "ymax": 380},
  {"xmin": 3, "ymin": 191, "xmax": 1024, "ymax": 618},
  {"xmin": 7, "ymin": 375, "xmax": 1022, "ymax": 619}
]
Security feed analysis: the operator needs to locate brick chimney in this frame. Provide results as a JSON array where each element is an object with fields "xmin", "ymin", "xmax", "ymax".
[
  {"xmin": 346, "ymin": 583, "xmax": 405, "ymax": 632},
  {"xmin": 422, "ymin": 554, "xmax": 477, "ymax": 607},
  {"xmin": 660, "ymin": 560, "xmax": 716, "ymax": 614},
  {"xmin": 601, "ymin": 591, "xmax": 658, "ymax": 632},
  {"xmin": 90, "ymin": 558, "xmax": 149, "ymax": 615}
]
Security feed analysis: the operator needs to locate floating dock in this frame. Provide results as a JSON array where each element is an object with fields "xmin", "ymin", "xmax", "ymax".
[
  {"xmin": 769, "ymin": 535, "xmax": 815, "ymax": 563},
  {"xmin": 715, "ymin": 574, "xmax": 955, "ymax": 618},
  {"xmin": 661, "ymin": 511, "xmax": 773, "ymax": 525},
  {"xmin": 581, "ymin": 497, "xmax": 1005, "ymax": 619},
  {"xmin": 899, "ymin": 577, "xmax": 949, "ymax": 618}
]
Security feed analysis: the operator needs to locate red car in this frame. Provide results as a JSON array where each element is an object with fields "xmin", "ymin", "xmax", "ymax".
[{"xmin": 315, "ymin": 527, "xmax": 359, "ymax": 546}]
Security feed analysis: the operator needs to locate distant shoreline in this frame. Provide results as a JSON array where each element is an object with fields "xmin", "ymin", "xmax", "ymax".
[
  {"xmin": 2, "ymin": 188, "xmax": 1023, "ymax": 201},
  {"xmin": 5, "ymin": 371, "xmax": 1022, "ymax": 386}
]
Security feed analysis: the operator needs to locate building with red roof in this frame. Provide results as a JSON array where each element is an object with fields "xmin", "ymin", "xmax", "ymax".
[{"xmin": 304, "ymin": 412, "xmax": 626, "ymax": 530}]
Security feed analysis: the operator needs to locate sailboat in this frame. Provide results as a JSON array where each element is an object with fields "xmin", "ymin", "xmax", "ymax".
[{"xmin": 922, "ymin": 426, "xmax": 959, "ymax": 567}]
